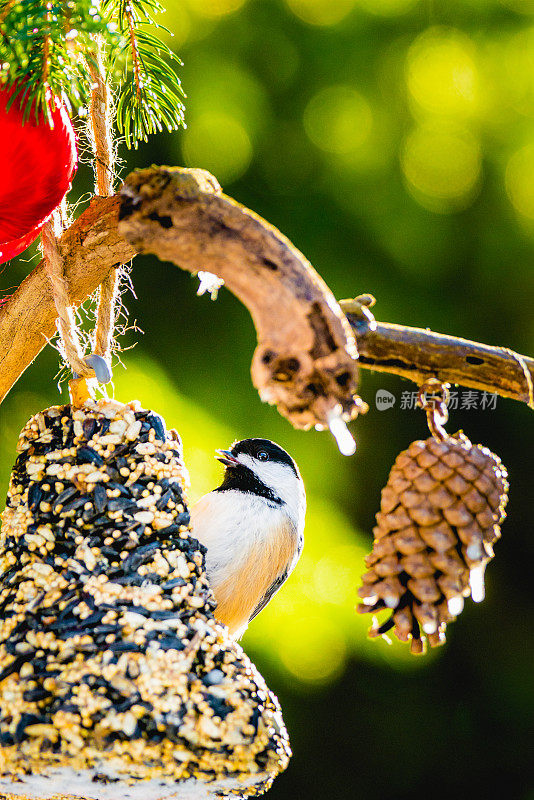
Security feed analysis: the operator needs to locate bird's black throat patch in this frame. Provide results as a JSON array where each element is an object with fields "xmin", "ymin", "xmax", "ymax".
[{"xmin": 214, "ymin": 464, "xmax": 283, "ymax": 505}]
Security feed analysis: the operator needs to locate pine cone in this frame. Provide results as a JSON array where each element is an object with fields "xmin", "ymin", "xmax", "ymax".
[{"xmin": 358, "ymin": 433, "xmax": 508, "ymax": 654}]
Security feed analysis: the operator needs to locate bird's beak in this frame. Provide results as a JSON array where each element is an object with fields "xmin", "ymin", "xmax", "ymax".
[{"xmin": 215, "ymin": 449, "xmax": 240, "ymax": 467}]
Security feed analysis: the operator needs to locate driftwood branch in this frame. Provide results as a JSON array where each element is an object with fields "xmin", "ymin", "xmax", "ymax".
[
  {"xmin": 118, "ymin": 167, "xmax": 363, "ymax": 429},
  {"xmin": 342, "ymin": 301, "xmax": 534, "ymax": 406},
  {"xmin": 0, "ymin": 165, "xmax": 532, "ymax": 422}
]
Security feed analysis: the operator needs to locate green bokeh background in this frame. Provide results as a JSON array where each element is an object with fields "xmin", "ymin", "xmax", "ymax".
[{"xmin": 2, "ymin": 0, "xmax": 534, "ymax": 797}]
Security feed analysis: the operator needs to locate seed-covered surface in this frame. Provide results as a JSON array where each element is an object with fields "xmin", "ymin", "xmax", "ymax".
[
  {"xmin": 358, "ymin": 433, "xmax": 509, "ymax": 654},
  {"xmin": 0, "ymin": 399, "xmax": 290, "ymax": 799}
]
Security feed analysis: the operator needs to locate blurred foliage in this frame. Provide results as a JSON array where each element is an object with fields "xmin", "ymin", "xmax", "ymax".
[{"xmin": 2, "ymin": 0, "xmax": 534, "ymax": 797}]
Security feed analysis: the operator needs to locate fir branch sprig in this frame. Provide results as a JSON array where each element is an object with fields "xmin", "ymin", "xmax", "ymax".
[
  {"xmin": 0, "ymin": 1, "xmax": 114, "ymax": 121},
  {"xmin": 105, "ymin": 0, "xmax": 185, "ymax": 148},
  {"xmin": 0, "ymin": 0, "xmax": 185, "ymax": 146}
]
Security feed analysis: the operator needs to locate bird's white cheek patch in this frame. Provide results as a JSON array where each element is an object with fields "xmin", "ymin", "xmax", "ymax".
[{"xmin": 237, "ymin": 455, "xmax": 303, "ymax": 518}]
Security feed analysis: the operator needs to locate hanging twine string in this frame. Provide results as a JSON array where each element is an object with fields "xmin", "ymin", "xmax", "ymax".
[
  {"xmin": 41, "ymin": 40, "xmax": 118, "ymax": 395},
  {"xmin": 88, "ymin": 47, "xmax": 113, "ymax": 198},
  {"xmin": 88, "ymin": 39, "xmax": 119, "ymax": 367},
  {"xmin": 41, "ymin": 213, "xmax": 95, "ymax": 379}
]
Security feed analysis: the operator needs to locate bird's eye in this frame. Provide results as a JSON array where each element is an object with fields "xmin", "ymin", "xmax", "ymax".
[{"xmin": 257, "ymin": 450, "xmax": 269, "ymax": 462}]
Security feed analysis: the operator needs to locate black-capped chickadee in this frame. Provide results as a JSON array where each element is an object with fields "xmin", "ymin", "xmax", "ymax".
[{"xmin": 190, "ymin": 438, "xmax": 306, "ymax": 639}]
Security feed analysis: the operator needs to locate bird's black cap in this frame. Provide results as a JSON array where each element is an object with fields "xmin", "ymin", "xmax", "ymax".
[
  {"xmin": 215, "ymin": 438, "xmax": 299, "ymax": 501},
  {"xmin": 230, "ymin": 438, "xmax": 298, "ymax": 476}
]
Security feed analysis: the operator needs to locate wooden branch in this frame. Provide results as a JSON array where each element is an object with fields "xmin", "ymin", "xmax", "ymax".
[
  {"xmin": 0, "ymin": 165, "xmax": 532, "ymax": 423},
  {"xmin": 118, "ymin": 167, "xmax": 362, "ymax": 429},
  {"xmin": 342, "ymin": 300, "xmax": 534, "ymax": 406}
]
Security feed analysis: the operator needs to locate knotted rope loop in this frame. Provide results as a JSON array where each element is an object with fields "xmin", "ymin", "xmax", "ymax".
[{"xmin": 41, "ymin": 213, "xmax": 95, "ymax": 381}]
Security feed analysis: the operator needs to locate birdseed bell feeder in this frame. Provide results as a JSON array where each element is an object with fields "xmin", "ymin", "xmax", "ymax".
[{"xmin": 0, "ymin": 398, "xmax": 291, "ymax": 799}]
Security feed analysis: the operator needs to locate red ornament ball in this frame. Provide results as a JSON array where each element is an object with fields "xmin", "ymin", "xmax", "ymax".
[{"xmin": 0, "ymin": 86, "xmax": 77, "ymax": 264}]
